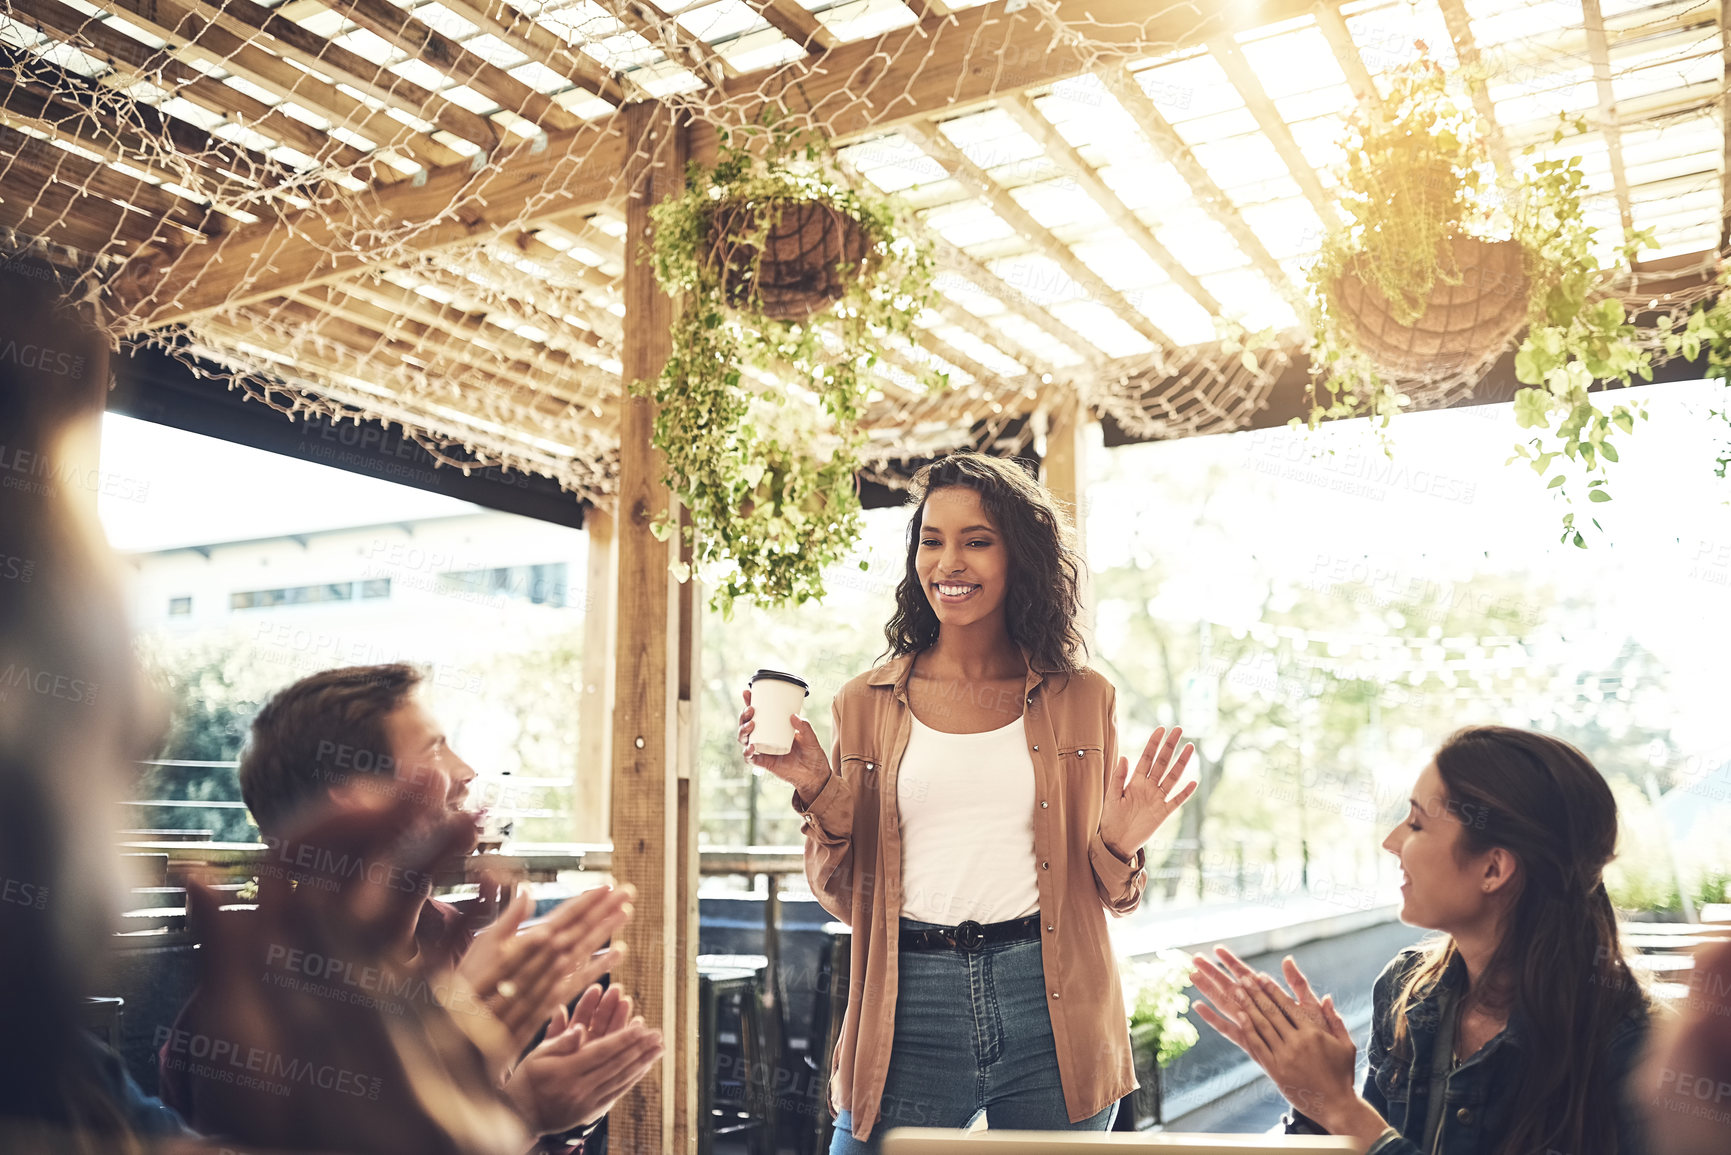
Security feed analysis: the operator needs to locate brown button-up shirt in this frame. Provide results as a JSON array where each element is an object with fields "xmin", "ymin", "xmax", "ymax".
[{"xmin": 794, "ymin": 652, "xmax": 1147, "ymax": 1141}]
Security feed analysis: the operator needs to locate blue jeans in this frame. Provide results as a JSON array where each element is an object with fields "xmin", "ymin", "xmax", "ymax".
[{"xmin": 828, "ymin": 918, "xmax": 1117, "ymax": 1154}]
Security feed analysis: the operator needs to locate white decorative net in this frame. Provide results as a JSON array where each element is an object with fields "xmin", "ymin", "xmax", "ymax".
[{"xmin": 1, "ymin": 0, "xmax": 1721, "ymax": 500}]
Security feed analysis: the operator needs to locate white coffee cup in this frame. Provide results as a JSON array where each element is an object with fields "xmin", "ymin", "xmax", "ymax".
[{"xmin": 748, "ymin": 669, "xmax": 810, "ymax": 756}]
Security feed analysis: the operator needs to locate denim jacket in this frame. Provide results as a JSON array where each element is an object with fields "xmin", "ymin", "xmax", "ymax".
[{"xmin": 1287, "ymin": 946, "xmax": 1651, "ymax": 1155}]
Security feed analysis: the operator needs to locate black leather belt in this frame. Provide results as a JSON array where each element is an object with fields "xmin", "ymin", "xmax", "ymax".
[{"xmin": 899, "ymin": 913, "xmax": 1041, "ymax": 953}]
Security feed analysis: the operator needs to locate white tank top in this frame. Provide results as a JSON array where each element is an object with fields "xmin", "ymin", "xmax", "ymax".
[{"xmin": 895, "ymin": 712, "xmax": 1041, "ymax": 925}]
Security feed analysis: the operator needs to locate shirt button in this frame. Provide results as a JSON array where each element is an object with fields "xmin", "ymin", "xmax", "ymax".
[
  {"xmin": 1032, "ymin": 744, "xmax": 1039, "ymax": 751},
  {"xmin": 1041, "ymin": 861, "xmax": 1050, "ymax": 870},
  {"xmin": 1045, "ymin": 924, "xmax": 1054, "ymax": 932},
  {"xmin": 1050, "ymin": 991, "xmax": 1060, "ymax": 999},
  {"xmin": 866, "ymin": 762, "xmax": 874, "ymax": 771},
  {"xmin": 1025, "ymin": 696, "xmax": 1033, "ymax": 705},
  {"xmin": 1455, "ymin": 1107, "xmax": 1473, "ymax": 1124},
  {"xmin": 1077, "ymin": 750, "xmax": 1084, "ymax": 758},
  {"xmin": 1040, "ymin": 801, "xmax": 1048, "ymax": 808}
]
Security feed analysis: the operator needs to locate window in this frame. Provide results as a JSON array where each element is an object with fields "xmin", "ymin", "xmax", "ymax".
[
  {"xmin": 167, "ymin": 596, "xmax": 191, "ymax": 616},
  {"xmin": 230, "ymin": 582, "xmax": 355, "ymax": 611},
  {"xmin": 436, "ymin": 562, "xmax": 568, "ymax": 608},
  {"xmin": 360, "ymin": 577, "xmax": 391, "ymax": 599}
]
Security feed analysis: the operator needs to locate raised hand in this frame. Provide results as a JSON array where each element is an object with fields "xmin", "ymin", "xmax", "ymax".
[
  {"xmin": 506, "ymin": 986, "xmax": 666, "ymax": 1134},
  {"xmin": 181, "ymin": 781, "xmax": 529, "ymax": 1155},
  {"xmin": 738, "ymin": 686, "xmax": 832, "ymax": 800},
  {"xmin": 1098, "ymin": 726, "xmax": 1197, "ymax": 861},
  {"xmin": 1190, "ymin": 948, "xmax": 1384, "ymax": 1145},
  {"xmin": 457, "ymin": 884, "xmax": 634, "ymax": 1075}
]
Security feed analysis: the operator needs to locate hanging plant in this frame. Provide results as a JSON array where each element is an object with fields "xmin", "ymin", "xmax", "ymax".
[
  {"xmin": 638, "ymin": 115, "xmax": 940, "ymax": 613},
  {"xmin": 1304, "ymin": 51, "xmax": 1664, "ymax": 543}
]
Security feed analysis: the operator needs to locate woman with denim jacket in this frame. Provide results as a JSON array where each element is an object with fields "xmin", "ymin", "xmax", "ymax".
[
  {"xmin": 1190, "ymin": 726, "xmax": 1651, "ymax": 1155},
  {"xmin": 736, "ymin": 453, "xmax": 1197, "ymax": 1152}
]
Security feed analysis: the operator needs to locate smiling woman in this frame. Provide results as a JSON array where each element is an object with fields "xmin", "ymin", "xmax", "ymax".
[
  {"xmin": 1189, "ymin": 725, "xmax": 1653, "ymax": 1155},
  {"xmin": 735, "ymin": 451, "xmax": 1198, "ymax": 1152}
]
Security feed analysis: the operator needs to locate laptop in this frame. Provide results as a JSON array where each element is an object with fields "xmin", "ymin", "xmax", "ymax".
[{"xmin": 881, "ymin": 1131, "xmax": 1360, "ymax": 1154}]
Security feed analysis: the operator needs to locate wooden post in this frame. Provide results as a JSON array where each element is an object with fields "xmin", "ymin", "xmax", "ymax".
[
  {"xmin": 673, "ymin": 508, "xmax": 701, "ymax": 1154},
  {"xmin": 609, "ymin": 99, "xmax": 693, "ymax": 1155},
  {"xmin": 1042, "ymin": 393, "xmax": 1095, "ymax": 645},
  {"xmin": 575, "ymin": 508, "xmax": 615, "ymax": 843}
]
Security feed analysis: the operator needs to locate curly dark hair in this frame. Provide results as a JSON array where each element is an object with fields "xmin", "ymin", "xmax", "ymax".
[{"xmin": 882, "ymin": 452, "xmax": 1087, "ymax": 673}]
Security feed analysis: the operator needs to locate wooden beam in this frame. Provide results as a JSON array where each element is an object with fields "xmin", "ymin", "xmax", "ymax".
[
  {"xmin": 317, "ymin": 0, "xmax": 579, "ymax": 133},
  {"xmin": 1723, "ymin": 0, "xmax": 1731, "ymax": 250},
  {"xmin": 8, "ymin": 0, "xmax": 383, "ymax": 181},
  {"xmin": 711, "ymin": 0, "xmax": 1316, "ymax": 145},
  {"xmin": 320, "ymin": 274, "xmax": 619, "ymax": 405},
  {"xmin": 276, "ymin": 288, "xmax": 616, "ymax": 432},
  {"xmin": 902, "ymin": 117, "xmax": 1173, "ymax": 348},
  {"xmin": 1313, "ymin": 1, "xmax": 1384, "ymax": 116},
  {"xmin": 1436, "ymin": 0, "xmax": 1517, "ymax": 181},
  {"xmin": 608, "ymin": 98, "xmax": 689, "ymax": 1155},
  {"xmin": 427, "ymin": 0, "xmax": 626, "ymax": 107},
  {"xmin": 180, "ymin": 0, "xmax": 504, "ymax": 147},
  {"xmin": 100, "ymin": 0, "xmax": 464, "ymax": 168},
  {"xmin": 117, "ymin": 0, "xmax": 1318, "ymax": 329},
  {"xmin": 404, "ymin": 261, "xmax": 617, "ymax": 362},
  {"xmin": 928, "ymin": 298, "xmax": 1055, "ymax": 381},
  {"xmin": 0, "ymin": 122, "xmax": 214, "ymax": 240},
  {"xmin": 1206, "ymin": 34, "xmax": 1342, "ymax": 232},
  {"xmin": 1001, "ymin": 92, "xmax": 1222, "ymax": 314},
  {"xmin": 109, "ymin": 117, "xmax": 629, "ymax": 330},
  {"xmin": 192, "ymin": 301, "xmax": 617, "ymax": 457},
  {"xmin": 575, "ymin": 508, "xmax": 616, "ymax": 844},
  {"xmin": 613, "ymin": 0, "xmax": 736, "ymax": 85},
  {"xmin": 1039, "ymin": 391, "xmax": 1091, "ymax": 642},
  {"xmin": 0, "ymin": 41, "xmax": 270, "ymax": 196},
  {"xmin": 1098, "ymin": 67, "xmax": 1307, "ymax": 315},
  {"xmin": 1581, "ymin": 0, "xmax": 1637, "ymax": 245},
  {"xmin": 751, "ymin": 0, "xmax": 834, "ymax": 52}
]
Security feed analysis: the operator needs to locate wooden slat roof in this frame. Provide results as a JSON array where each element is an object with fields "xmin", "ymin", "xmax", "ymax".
[{"xmin": 1, "ymin": 0, "xmax": 1722, "ymax": 499}]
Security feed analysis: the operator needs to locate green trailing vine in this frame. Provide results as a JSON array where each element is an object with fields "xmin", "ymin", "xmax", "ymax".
[
  {"xmin": 638, "ymin": 115, "xmax": 940, "ymax": 613},
  {"xmin": 1300, "ymin": 52, "xmax": 1704, "ymax": 545}
]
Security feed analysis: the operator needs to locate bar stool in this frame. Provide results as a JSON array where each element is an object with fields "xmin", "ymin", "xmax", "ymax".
[
  {"xmin": 79, "ymin": 997, "xmax": 125, "ymax": 1049},
  {"xmin": 698, "ymin": 954, "xmax": 774, "ymax": 1155}
]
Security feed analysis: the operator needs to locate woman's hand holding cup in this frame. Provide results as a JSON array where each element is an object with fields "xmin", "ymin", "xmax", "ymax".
[{"xmin": 738, "ymin": 686, "xmax": 831, "ymax": 802}]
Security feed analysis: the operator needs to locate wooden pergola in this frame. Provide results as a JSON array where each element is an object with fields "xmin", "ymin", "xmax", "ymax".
[{"xmin": 7, "ymin": 0, "xmax": 1728, "ymax": 1147}]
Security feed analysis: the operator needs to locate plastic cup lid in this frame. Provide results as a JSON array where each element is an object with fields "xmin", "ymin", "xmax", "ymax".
[{"xmin": 749, "ymin": 668, "xmax": 809, "ymax": 694}]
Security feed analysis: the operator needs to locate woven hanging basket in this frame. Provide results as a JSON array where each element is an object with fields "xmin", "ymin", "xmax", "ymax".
[
  {"xmin": 703, "ymin": 198, "xmax": 873, "ymax": 322},
  {"xmin": 1331, "ymin": 234, "xmax": 1530, "ymax": 379}
]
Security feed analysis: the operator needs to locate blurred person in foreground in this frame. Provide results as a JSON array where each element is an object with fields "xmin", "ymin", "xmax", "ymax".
[
  {"xmin": 1639, "ymin": 934, "xmax": 1731, "ymax": 1155},
  {"xmin": 0, "ymin": 259, "xmax": 516, "ymax": 1155},
  {"xmin": 0, "ymin": 255, "xmax": 189, "ymax": 1151},
  {"xmin": 0, "ymin": 256, "xmax": 643, "ymax": 1155},
  {"xmin": 1190, "ymin": 726, "xmax": 1652, "ymax": 1155},
  {"xmin": 160, "ymin": 663, "xmax": 663, "ymax": 1152}
]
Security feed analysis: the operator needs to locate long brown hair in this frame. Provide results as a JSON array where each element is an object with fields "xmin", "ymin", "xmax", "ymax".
[
  {"xmin": 1391, "ymin": 726, "xmax": 1646, "ymax": 1155},
  {"xmin": 882, "ymin": 452, "xmax": 1086, "ymax": 673}
]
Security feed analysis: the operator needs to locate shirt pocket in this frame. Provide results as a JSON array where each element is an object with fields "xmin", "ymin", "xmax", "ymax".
[
  {"xmin": 1373, "ymin": 1063, "xmax": 1412, "ymax": 1125},
  {"xmin": 838, "ymin": 752, "xmax": 883, "ymax": 792}
]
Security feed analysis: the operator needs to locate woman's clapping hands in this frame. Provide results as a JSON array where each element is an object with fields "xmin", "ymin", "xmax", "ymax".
[{"xmin": 1189, "ymin": 948, "xmax": 1389, "ymax": 1149}]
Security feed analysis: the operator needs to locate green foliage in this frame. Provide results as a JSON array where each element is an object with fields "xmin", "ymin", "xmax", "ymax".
[
  {"xmin": 136, "ymin": 644, "xmax": 262, "ymax": 842},
  {"xmin": 1503, "ymin": 123, "xmax": 1657, "ymax": 530},
  {"xmin": 1656, "ymin": 274, "xmax": 1731, "ymax": 480},
  {"xmin": 641, "ymin": 114, "xmax": 939, "ymax": 614},
  {"xmin": 1303, "ymin": 54, "xmax": 1675, "ymax": 537},
  {"xmin": 1121, "ymin": 951, "xmax": 1200, "ymax": 1067}
]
